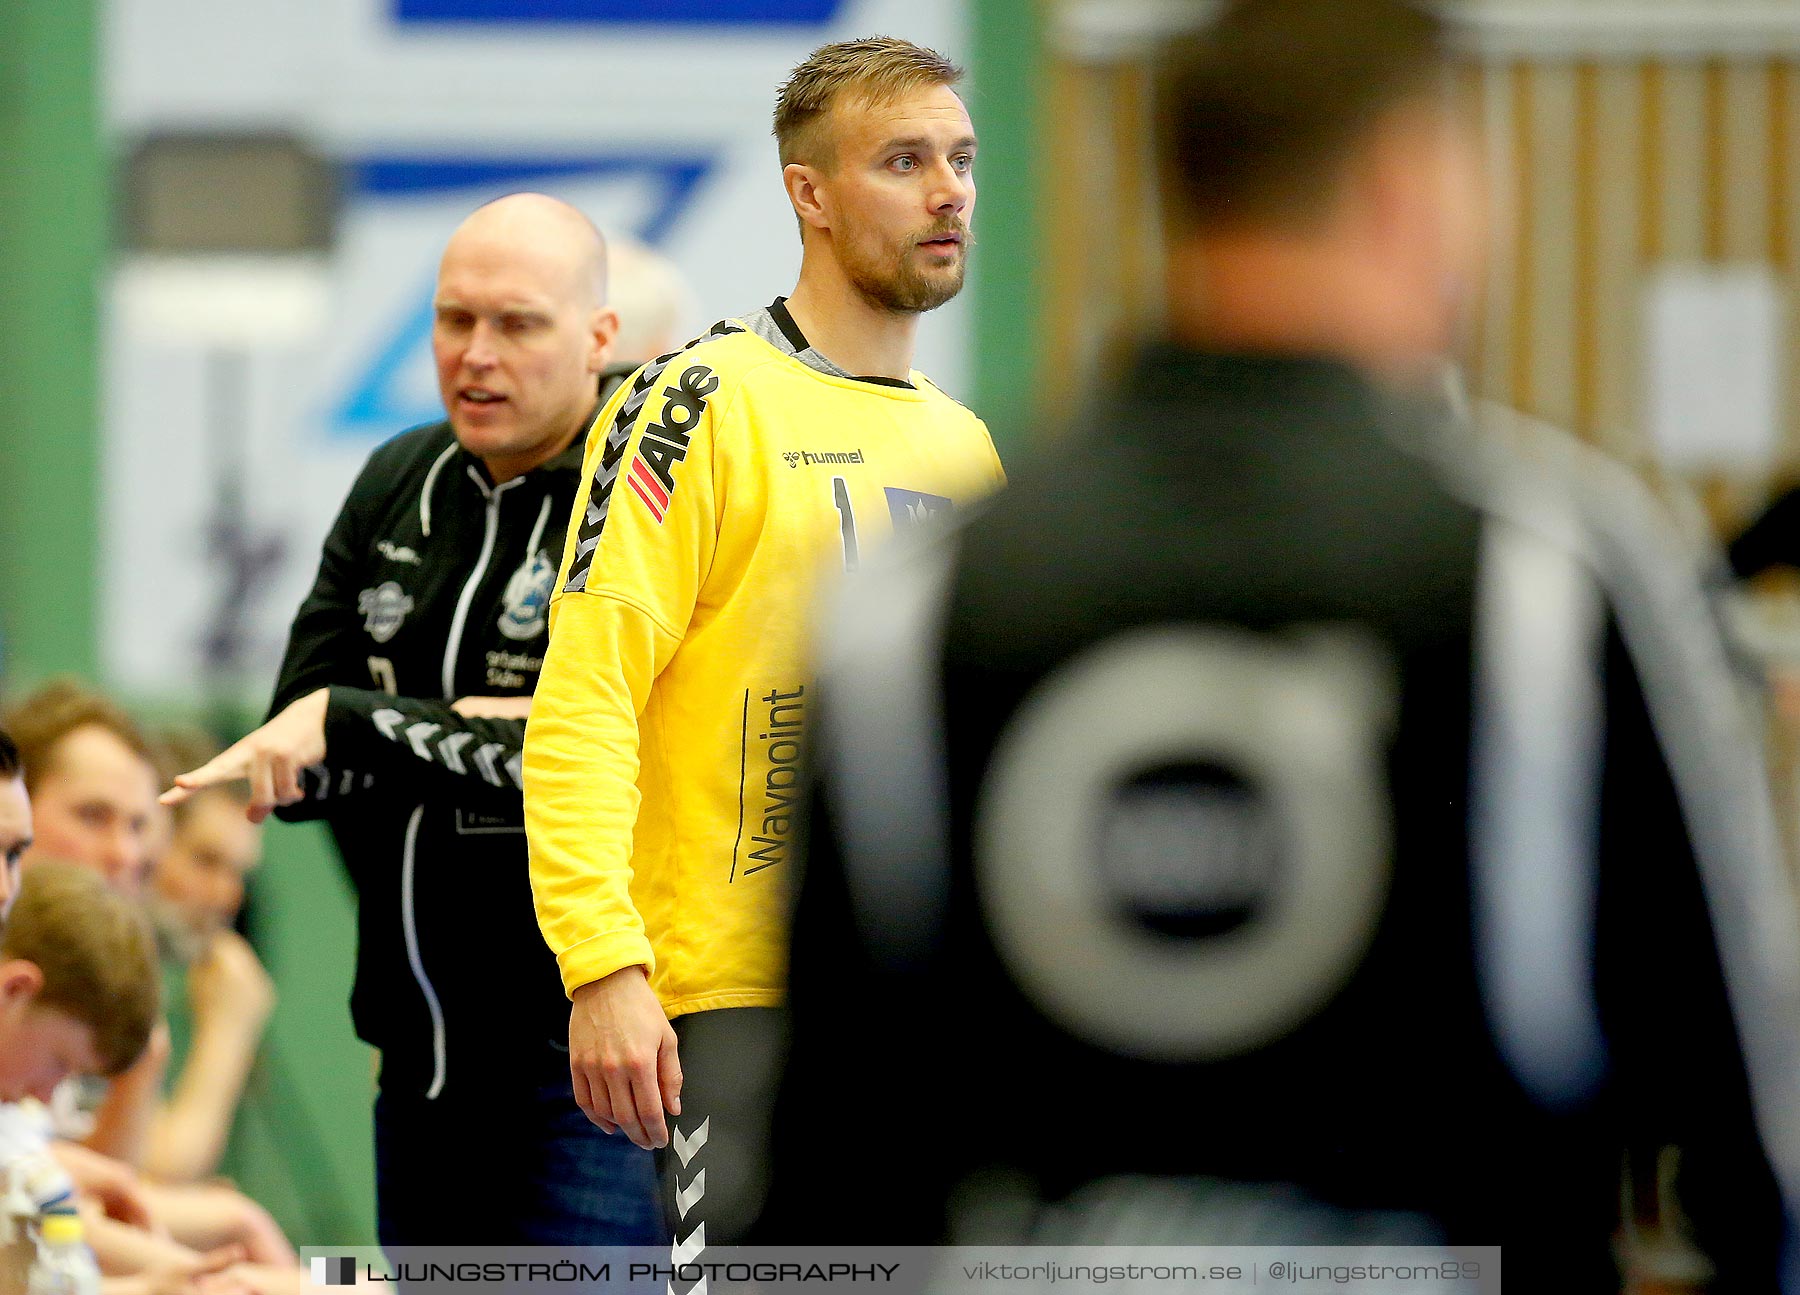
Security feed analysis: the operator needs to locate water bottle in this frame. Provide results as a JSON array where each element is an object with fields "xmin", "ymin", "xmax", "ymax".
[{"xmin": 27, "ymin": 1211, "xmax": 100, "ymax": 1295}]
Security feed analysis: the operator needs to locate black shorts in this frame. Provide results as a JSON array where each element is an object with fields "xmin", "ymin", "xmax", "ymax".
[{"xmin": 655, "ymin": 1007, "xmax": 787, "ymax": 1249}]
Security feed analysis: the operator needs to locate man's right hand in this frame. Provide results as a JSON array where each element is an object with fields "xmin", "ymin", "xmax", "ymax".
[
  {"xmin": 161, "ymin": 688, "xmax": 329, "ymax": 824},
  {"xmin": 569, "ymin": 966, "xmax": 682, "ymax": 1150}
]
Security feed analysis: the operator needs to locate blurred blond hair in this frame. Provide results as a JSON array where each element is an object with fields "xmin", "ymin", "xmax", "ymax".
[{"xmin": 605, "ymin": 233, "xmax": 697, "ymax": 368}]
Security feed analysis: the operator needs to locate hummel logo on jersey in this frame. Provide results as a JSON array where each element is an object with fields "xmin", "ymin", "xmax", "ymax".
[
  {"xmin": 782, "ymin": 449, "xmax": 866, "ymax": 469},
  {"xmin": 627, "ymin": 364, "xmax": 719, "ymax": 523}
]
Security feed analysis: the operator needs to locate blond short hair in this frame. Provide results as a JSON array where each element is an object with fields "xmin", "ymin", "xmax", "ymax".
[
  {"xmin": 2, "ymin": 861, "xmax": 159, "ymax": 1074},
  {"xmin": 773, "ymin": 35, "xmax": 964, "ymax": 170}
]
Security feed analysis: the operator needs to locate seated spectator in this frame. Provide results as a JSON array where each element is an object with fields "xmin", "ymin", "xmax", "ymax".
[
  {"xmin": 4, "ymin": 681, "xmax": 169, "ymax": 1159},
  {"xmin": 0, "ymin": 683, "xmax": 294, "ymax": 1271},
  {"xmin": 144, "ymin": 730, "xmax": 273, "ymax": 1185},
  {"xmin": 0, "ymin": 859, "xmax": 156, "ymax": 1105},
  {"xmin": 0, "ymin": 861, "xmax": 270, "ymax": 1295},
  {"xmin": 0, "ymin": 729, "xmax": 30, "ymax": 919},
  {"xmin": 5, "ymin": 678, "xmax": 158, "ymax": 896}
]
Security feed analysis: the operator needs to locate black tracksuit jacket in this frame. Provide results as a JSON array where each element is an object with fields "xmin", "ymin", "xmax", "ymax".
[{"xmin": 270, "ymin": 388, "xmax": 616, "ymax": 1099}]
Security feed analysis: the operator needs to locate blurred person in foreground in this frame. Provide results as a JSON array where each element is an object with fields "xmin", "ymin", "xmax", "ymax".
[
  {"xmin": 759, "ymin": 1, "xmax": 1800, "ymax": 1287},
  {"xmin": 522, "ymin": 34, "xmax": 1004, "ymax": 1248},
  {"xmin": 163, "ymin": 193, "xmax": 663, "ymax": 1247},
  {"xmin": 142, "ymin": 730, "xmax": 272, "ymax": 1186}
]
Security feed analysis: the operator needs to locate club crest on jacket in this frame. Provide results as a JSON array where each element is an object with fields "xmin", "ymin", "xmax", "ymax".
[
  {"xmin": 498, "ymin": 550, "xmax": 556, "ymax": 641},
  {"xmin": 358, "ymin": 581, "xmax": 414, "ymax": 644}
]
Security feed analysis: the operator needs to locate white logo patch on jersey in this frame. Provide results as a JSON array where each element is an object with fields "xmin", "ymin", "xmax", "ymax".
[
  {"xmin": 498, "ymin": 550, "xmax": 556, "ymax": 641},
  {"xmin": 358, "ymin": 581, "xmax": 414, "ymax": 644}
]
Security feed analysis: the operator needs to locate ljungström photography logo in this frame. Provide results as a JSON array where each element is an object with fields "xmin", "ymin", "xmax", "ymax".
[{"xmin": 311, "ymin": 1256, "xmax": 357, "ymax": 1286}]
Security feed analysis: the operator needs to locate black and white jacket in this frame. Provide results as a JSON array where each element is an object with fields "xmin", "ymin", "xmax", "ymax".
[{"xmin": 270, "ymin": 384, "xmax": 618, "ymax": 1100}]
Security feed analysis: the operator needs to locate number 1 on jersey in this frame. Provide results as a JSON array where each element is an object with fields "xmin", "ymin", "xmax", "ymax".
[{"xmin": 832, "ymin": 476, "xmax": 860, "ymax": 573}]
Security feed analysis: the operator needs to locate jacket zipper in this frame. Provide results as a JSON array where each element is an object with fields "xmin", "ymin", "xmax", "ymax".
[
  {"xmin": 408, "ymin": 466, "xmax": 522, "ymax": 1097},
  {"xmin": 399, "ymin": 805, "xmax": 448, "ymax": 1098},
  {"xmin": 441, "ymin": 468, "xmax": 521, "ymax": 699}
]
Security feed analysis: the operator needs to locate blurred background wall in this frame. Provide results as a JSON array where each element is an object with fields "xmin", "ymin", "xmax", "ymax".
[
  {"xmin": 1044, "ymin": 0, "xmax": 1800, "ymax": 508},
  {"xmin": 8, "ymin": 0, "xmax": 1800, "ymax": 1251}
]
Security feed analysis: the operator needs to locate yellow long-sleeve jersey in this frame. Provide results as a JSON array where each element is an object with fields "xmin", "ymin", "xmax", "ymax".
[{"xmin": 524, "ymin": 302, "xmax": 1005, "ymax": 1015}]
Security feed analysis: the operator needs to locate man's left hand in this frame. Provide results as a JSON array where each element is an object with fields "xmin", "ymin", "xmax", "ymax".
[{"xmin": 161, "ymin": 689, "xmax": 329, "ymax": 823}]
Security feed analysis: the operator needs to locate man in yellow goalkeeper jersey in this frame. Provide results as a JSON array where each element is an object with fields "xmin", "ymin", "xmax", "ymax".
[{"xmin": 524, "ymin": 35, "xmax": 1004, "ymax": 1242}]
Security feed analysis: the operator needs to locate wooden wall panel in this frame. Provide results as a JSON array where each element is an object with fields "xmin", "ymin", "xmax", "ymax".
[
  {"xmin": 1041, "ymin": 24, "xmax": 1800, "ymax": 484},
  {"xmin": 1724, "ymin": 63, "xmax": 1772, "ymax": 261},
  {"xmin": 1591, "ymin": 63, "xmax": 1642, "ymax": 460},
  {"xmin": 1525, "ymin": 62, "xmax": 1582, "ymax": 432}
]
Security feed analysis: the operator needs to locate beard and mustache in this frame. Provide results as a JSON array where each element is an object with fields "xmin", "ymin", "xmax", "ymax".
[
  {"xmin": 146, "ymin": 891, "xmax": 216, "ymax": 964},
  {"xmin": 842, "ymin": 217, "xmax": 974, "ymax": 315}
]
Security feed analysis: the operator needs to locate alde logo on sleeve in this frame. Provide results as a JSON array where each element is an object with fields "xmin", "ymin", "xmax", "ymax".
[{"xmin": 626, "ymin": 364, "xmax": 719, "ymax": 523}]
